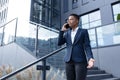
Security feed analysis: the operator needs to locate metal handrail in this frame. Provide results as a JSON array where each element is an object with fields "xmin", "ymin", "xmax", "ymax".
[
  {"xmin": 0, "ymin": 46, "xmax": 66, "ymax": 80},
  {"xmin": 0, "ymin": 18, "xmax": 18, "ymax": 46},
  {"xmin": 29, "ymin": 21, "xmax": 59, "ymax": 33},
  {"xmin": 0, "ymin": 18, "xmax": 18, "ymax": 28}
]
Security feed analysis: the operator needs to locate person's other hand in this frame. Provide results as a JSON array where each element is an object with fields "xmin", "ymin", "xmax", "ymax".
[{"xmin": 87, "ymin": 58, "xmax": 95, "ymax": 69}]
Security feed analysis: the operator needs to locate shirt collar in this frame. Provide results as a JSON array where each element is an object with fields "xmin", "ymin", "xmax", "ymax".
[{"xmin": 72, "ymin": 27, "xmax": 79, "ymax": 32}]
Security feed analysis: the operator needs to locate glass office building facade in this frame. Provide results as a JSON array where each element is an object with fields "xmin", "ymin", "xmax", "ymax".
[{"xmin": 30, "ymin": 0, "xmax": 61, "ymax": 30}]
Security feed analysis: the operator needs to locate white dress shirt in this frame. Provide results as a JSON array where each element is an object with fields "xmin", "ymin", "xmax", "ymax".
[{"xmin": 71, "ymin": 27, "xmax": 79, "ymax": 44}]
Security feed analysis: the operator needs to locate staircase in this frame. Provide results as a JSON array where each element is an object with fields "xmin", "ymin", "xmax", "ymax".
[{"xmin": 87, "ymin": 67, "xmax": 120, "ymax": 80}]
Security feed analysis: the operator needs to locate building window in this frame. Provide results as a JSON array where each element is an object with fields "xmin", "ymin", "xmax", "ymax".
[
  {"xmin": 82, "ymin": 0, "xmax": 89, "ymax": 5},
  {"xmin": 80, "ymin": 10, "xmax": 101, "ymax": 47},
  {"xmin": 63, "ymin": 0, "xmax": 69, "ymax": 12},
  {"xmin": 80, "ymin": 10, "xmax": 101, "ymax": 29},
  {"xmin": 72, "ymin": 0, "xmax": 78, "ymax": 9},
  {"xmin": 30, "ymin": 0, "xmax": 61, "ymax": 30},
  {"xmin": 96, "ymin": 23, "xmax": 120, "ymax": 46},
  {"xmin": 112, "ymin": 2, "xmax": 120, "ymax": 21},
  {"xmin": 30, "ymin": 0, "xmax": 52, "ymax": 25},
  {"xmin": 72, "ymin": 0, "xmax": 78, "ymax": 3},
  {"xmin": 88, "ymin": 29, "xmax": 97, "ymax": 47}
]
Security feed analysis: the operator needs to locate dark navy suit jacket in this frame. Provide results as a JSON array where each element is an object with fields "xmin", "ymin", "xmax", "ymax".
[{"xmin": 58, "ymin": 28, "xmax": 94, "ymax": 63}]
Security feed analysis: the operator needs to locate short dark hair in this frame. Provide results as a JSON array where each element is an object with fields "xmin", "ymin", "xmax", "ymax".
[{"xmin": 69, "ymin": 13, "xmax": 79, "ymax": 21}]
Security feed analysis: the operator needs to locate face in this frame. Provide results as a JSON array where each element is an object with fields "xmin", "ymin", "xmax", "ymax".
[{"xmin": 67, "ymin": 16, "xmax": 79, "ymax": 28}]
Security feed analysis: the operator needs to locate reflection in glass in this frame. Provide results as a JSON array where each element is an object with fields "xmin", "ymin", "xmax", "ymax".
[
  {"xmin": 97, "ymin": 27, "xmax": 104, "ymax": 46},
  {"xmin": 97, "ymin": 24, "xmax": 115, "ymax": 46},
  {"xmin": 115, "ymin": 22, "xmax": 120, "ymax": 34},
  {"xmin": 80, "ymin": 10, "xmax": 101, "ymax": 29},
  {"xmin": 112, "ymin": 3, "xmax": 120, "ymax": 21},
  {"xmin": 81, "ymin": 15, "xmax": 89, "ymax": 24},
  {"xmin": 2, "ymin": 20, "xmax": 16, "ymax": 45},
  {"xmin": 16, "ymin": 22, "xmax": 37, "ymax": 52},
  {"xmin": 37, "ymin": 25, "xmax": 59, "ymax": 57},
  {"xmin": 89, "ymin": 11, "xmax": 101, "ymax": 22},
  {"xmin": 38, "ymin": 27, "xmax": 58, "ymax": 41},
  {"xmin": 114, "ymin": 15, "xmax": 117, "ymax": 21},
  {"xmin": 16, "ymin": 20, "xmax": 59, "ymax": 56},
  {"xmin": 90, "ymin": 20, "xmax": 101, "ymax": 28},
  {"xmin": 114, "ymin": 22, "xmax": 120, "ymax": 44},
  {"xmin": 82, "ymin": 24, "xmax": 89, "ymax": 29},
  {"xmin": 112, "ymin": 4, "xmax": 120, "ymax": 15},
  {"xmin": 30, "ymin": 0, "xmax": 61, "ymax": 30},
  {"xmin": 88, "ymin": 29, "xmax": 96, "ymax": 47}
]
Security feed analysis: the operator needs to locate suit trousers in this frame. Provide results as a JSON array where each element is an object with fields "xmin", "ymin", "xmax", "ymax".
[{"xmin": 65, "ymin": 61, "xmax": 87, "ymax": 80}]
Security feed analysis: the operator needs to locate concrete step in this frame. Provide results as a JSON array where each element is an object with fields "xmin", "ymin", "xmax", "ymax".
[
  {"xmin": 88, "ymin": 67, "xmax": 99, "ymax": 70},
  {"xmin": 87, "ymin": 70, "xmax": 105, "ymax": 75},
  {"xmin": 101, "ymin": 78, "xmax": 120, "ymax": 80},
  {"xmin": 86, "ymin": 74, "xmax": 113, "ymax": 80}
]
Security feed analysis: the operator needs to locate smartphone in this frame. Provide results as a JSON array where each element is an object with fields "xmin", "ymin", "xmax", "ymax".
[{"xmin": 65, "ymin": 24, "xmax": 70, "ymax": 29}]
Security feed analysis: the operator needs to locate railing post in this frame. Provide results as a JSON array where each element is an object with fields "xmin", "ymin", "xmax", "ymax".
[
  {"xmin": 42, "ymin": 59, "xmax": 46, "ymax": 80},
  {"xmin": 35, "ymin": 25, "xmax": 39, "ymax": 57},
  {"xmin": 1, "ymin": 27, "xmax": 5, "ymax": 46},
  {"xmin": 14, "ymin": 18, "xmax": 18, "ymax": 42},
  {"xmin": 37, "ymin": 60, "xmax": 50, "ymax": 80}
]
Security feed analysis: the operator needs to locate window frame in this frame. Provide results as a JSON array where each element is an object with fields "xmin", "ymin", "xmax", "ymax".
[
  {"xmin": 112, "ymin": 1, "xmax": 120, "ymax": 22},
  {"xmin": 80, "ymin": 9, "xmax": 101, "ymax": 29}
]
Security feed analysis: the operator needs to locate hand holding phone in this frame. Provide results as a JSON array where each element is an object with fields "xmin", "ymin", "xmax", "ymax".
[
  {"xmin": 65, "ymin": 24, "xmax": 70, "ymax": 29},
  {"xmin": 61, "ymin": 23, "xmax": 70, "ymax": 31}
]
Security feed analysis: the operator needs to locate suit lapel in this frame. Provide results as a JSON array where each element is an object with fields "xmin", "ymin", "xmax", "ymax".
[
  {"xmin": 73, "ymin": 28, "xmax": 82, "ymax": 44},
  {"xmin": 68, "ymin": 29, "xmax": 72, "ymax": 44}
]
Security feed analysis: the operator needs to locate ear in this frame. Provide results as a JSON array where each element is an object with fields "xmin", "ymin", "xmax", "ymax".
[{"xmin": 76, "ymin": 20, "xmax": 79, "ymax": 24}]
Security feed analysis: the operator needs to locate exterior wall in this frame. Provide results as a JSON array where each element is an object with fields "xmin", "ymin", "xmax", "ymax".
[
  {"xmin": 61, "ymin": 0, "xmax": 118, "ymax": 26},
  {"xmin": 93, "ymin": 45, "xmax": 120, "ymax": 78}
]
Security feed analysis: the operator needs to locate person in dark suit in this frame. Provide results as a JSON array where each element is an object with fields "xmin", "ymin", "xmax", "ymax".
[{"xmin": 58, "ymin": 14, "xmax": 95, "ymax": 80}]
